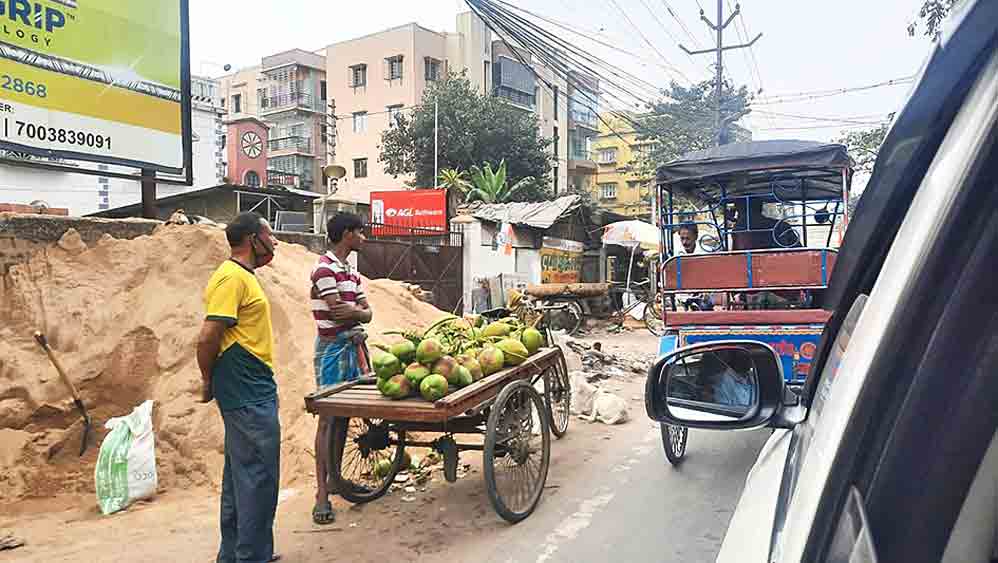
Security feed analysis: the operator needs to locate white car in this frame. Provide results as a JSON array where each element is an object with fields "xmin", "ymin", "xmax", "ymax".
[{"xmin": 647, "ymin": 2, "xmax": 998, "ymax": 562}]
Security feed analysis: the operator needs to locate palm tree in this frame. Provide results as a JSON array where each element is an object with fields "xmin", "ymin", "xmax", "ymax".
[
  {"xmin": 466, "ymin": 160, "xmax": 535, "ymax": 204},
  {"xmin": 438, "ymin": 168, "xmax": 471, "ymax": 217}
]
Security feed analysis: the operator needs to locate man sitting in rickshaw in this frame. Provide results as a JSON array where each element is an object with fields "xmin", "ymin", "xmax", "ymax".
[{"xmin": 674, "ymin": 222, "xmax": 714, "ymax": 312}]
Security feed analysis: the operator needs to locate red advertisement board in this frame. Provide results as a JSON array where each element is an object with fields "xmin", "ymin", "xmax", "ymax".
[{"xmin": 370, "ymin": 189, "xmax": 447, "ymax": 235}]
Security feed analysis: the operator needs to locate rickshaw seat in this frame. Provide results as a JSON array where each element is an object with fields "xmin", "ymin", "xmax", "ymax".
[
  {"xmin": 662, "ymin": 248, "xmax": 837, "ymax": 292},
  {"xmin": 666, "ymin": 309, "xmax": 833, "ymax": 326}
]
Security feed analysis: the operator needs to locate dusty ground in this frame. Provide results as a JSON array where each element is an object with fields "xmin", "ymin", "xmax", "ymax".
[{"xmin": 1, "ymin": 330, "xmax": 762, "ymax": 563}]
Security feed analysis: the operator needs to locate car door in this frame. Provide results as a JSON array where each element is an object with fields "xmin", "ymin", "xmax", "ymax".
[{"xmin": 717, "ymin": 3, "xmax": 998, "ymax": 560}]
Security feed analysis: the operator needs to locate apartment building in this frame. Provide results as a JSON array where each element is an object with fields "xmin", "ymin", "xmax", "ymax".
[
  {"xmin": 592, "ymin": 112, "xmax": 655, "ymax": 219},
  {"xmin": 217, "ymin": 11, "xmax": 598, "ymax": 207}
]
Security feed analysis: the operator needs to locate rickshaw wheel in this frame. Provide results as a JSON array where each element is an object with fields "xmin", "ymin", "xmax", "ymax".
[
  {"xmin": 543, "ymin": 300, "xmax": 584, "ymax": 336},
  {"xmin": 643, "ymin": 295, "xmax": 666, "ymax": 336},
  {"xmin": 662, "ymin": 424, "xmax": 688, "ymax": 466},
  {"xmin": 544, "ymin": 355, "xmax": 572, "ymax": 438},
  {"xmin": 484, "ymin": 380, "xmax": 551, "ymax": 523},
  {"xmin": 329, "ymin": 417, "xmax": 406, "ymax": 504}
]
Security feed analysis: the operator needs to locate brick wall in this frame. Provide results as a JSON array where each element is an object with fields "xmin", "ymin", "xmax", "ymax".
[
  {"xmin": 0, "ymin": 203, "xmax": 69, "ymax": 216},
  {"xmin": 0, "ymin": 213, "xmax": 160, "ymax": 275}
]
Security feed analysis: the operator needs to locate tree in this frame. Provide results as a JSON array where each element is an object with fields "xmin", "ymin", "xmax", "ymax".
[
  {"xmin": 833, "ymin": 115, "xmax": 894, "ymax": 174},
  {"xmin": 634, "ymin": 77, "xmax": 753, "ymax": 177},
  {"xmin": 465, "ymin": 160, "xmax": 536, "ymax": 204},
  {"xmin": 379, "ymin": 73, "xmax": 553, "ymax": 202},
  {"xmin": 908, "ymin": 0, "xmax": 960, "ymax": 41}
]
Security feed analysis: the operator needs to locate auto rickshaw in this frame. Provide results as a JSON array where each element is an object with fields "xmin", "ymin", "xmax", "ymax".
[{"xmin": 650, "ymin": 140, "xmax": 854, "ymax": 464}]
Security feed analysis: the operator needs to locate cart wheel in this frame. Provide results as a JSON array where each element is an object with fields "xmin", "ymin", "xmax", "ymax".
[
  {"xmin": 544, "ymin": 356, "xmax": 571, "ymax": 439},
  {"xmin": 643, "ymin": 296, "xmax": 666, "ymax": 337},
  {"xmin": 661, "ymin": 424, "xmax": 688, "ymax": 466},
  {"xmin": 484, "ymin": 380, "xmax": 551, "ymax": 523},
  {"xmin": 544, "ymin": 300, "xmax": 584, "ymax": 336},
  {"xmin": 329, "ymin": 417, "xmax": 406, "ymax": 504}
]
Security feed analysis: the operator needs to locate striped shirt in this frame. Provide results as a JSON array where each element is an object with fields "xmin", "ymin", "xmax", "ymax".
[{"xmin": 311, "ymin": 251, "xmax": 366, "ymax": 338}]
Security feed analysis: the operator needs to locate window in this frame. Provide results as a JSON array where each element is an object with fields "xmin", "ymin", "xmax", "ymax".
[
  {"xmin": 387, "ymin": 104, "xmax": 404, "ymax": 127},
  {"xmin": 599, "ymin": 183, "xmax": 617, "ymax": 199},
  {"xmin": 320, "ymin": 80, "xmax": 327, "ymax": 101},
  {"xmin": 598, "ymin": 148, "xmax": 618, "ymax": 164},
  {"xmin": 534, "ymin": 86, "xmax": 541, "ymax": 117},
  {"xmin": 350, "ymin": 64, "xmax": 367, "ymax": 87},
  {"xmin": 220, "ymin": 134, "xmax": 226, "ymax": 150},
  {"xmin": 244, "ymin": 170, "xmax": 261, "ymax": 187},
  {"xmin": 221, "ymin": 97, "xmax": 226, "ymax": 108},
  {"xmin": 553, "ymin": 126, "xmax": 559, "ymax": 157},
  {"xmin": 232, "ymin": 94, "xmax": 242, "ymax": 114},
  {"xmin": 425, "ymin": 57, "xmax": 442, "ymax": 81},
  {"xmin": 386, "ymin": 55, "xmax": 404, "ymax": 80},
  {"xmin": 354, "ymin": 158, "xmax": 368, "ymax": 178},
  {"xmin": 553, "ymin": 85, "xmax": 559, "ymax": 118},
  {"xmin": 553, "ymin": 166, "xmax": 559, "ymax": 195},
  {"xmin": 483, "ymin": 61, "xmax": 490, "ymax": 93},
  {"xmin": 352, "ymin": 112, "xmax": 368, "ymax": 133}
]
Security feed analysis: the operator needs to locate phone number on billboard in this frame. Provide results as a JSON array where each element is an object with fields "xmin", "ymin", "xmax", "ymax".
[{"xmin": 3, "ymin": 119, "xmax": 112, "ymax": 150}]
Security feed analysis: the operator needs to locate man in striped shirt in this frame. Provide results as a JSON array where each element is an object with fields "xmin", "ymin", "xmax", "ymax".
[{"xmin": 310, "ymin": 212, "xmax": 372, "ymax": 525}]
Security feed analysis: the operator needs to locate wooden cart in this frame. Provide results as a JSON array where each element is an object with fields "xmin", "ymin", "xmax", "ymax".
[{"xmin": 304, "ymin": 347, "xmax": 571, "ymax": 523}]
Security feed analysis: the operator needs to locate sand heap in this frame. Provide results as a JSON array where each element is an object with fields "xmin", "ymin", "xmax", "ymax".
[{"xmin": 0, "ymin": 224, "xmax": 445, "ymax": 504}]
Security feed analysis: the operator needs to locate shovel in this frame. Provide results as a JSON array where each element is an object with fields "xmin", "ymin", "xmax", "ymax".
[{"xmin": 33, "ymin": 331, "xmax": 92, "ymax": 456}]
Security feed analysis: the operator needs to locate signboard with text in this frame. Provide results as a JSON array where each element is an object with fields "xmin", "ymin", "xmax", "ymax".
[
  {"xmin": 370, "ymin": 188, "xmax": 447, "ymax": 235},
  {"xmin": 540, "ymin": 236, "xmax": 584, "ymax": 284},
  {"xmin": 0, "ymin": 0, "xmax": 192, "ymax": 175}
]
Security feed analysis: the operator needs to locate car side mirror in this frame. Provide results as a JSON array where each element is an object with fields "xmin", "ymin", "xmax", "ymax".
[{"xmin": 645, "ymin": 341, "xmax": 786, "ymax": 430}]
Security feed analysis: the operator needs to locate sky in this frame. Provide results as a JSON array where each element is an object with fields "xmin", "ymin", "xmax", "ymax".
[{"xmin": 190, "ymin": 0, "xmax": 936, "ymax": 144}]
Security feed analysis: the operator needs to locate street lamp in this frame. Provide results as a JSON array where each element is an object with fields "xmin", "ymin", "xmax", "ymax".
[{"xmin": 320, "ymin": 164, "xmax": 347, "ymax": 233}]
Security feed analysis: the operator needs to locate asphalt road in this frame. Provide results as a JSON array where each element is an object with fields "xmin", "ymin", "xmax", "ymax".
[{"xmin": 431, "ymin": 418, "xmax": 771, "ymax": 563}]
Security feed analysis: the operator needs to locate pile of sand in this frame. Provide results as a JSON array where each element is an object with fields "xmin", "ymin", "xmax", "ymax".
[{"xmin": 0, "ymin": 224, "xmax": 445, "ymax": 504}]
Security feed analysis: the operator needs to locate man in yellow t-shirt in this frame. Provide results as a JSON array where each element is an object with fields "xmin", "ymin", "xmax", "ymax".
[{"xmin": 197, "ymin": 212, "xmax": 282, "ymax": 563}]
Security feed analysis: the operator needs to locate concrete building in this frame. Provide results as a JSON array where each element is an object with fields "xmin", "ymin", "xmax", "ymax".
[
  {"xmin": 591, "ymin": 111, "xmax": 655, "ymax": 219},
  {"xmin": 566, "ymin": 71, "xmax": 600, "ymax": 195},
  {"xmin": 0, "ymin": 76, "xmax": 226, "ymax": 216}
]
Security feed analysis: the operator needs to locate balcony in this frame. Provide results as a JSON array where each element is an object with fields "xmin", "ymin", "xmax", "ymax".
[
  {"xmin": 260, "ymin": 92, "xmax": 316, "ymax": 115},
  {"xmin": 570, "ymin": 108, "xmax": 599, "ymax": 131},
  {"xmin": 268, "ymin": 136, "xmax": 313, "ymax": 155}
]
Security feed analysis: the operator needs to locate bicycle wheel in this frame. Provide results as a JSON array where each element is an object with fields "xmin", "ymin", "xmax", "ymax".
[
  {"xmin": 544, "ymin": 300, "xmax": 583, "ymax": 336},
  {"xmin": 661, "ymin": 424, "xmax": 688, "ymax": 466},
  {"xmin": 643, "ymin": 295, "xmax": 665, "ymax": 336},
  {"xmin": 329, "ymin": 417, "xmax": 406, "ymax": 504}
]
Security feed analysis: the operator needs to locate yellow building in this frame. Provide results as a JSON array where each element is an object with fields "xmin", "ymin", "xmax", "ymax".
[{"xmin": 591, "ymin": 112, "xmax": 655, "ymax": 220}]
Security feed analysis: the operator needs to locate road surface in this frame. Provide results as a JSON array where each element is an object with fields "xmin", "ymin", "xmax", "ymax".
[{"xmin": 428, "ymin": 399, "xmax": 770, "ymax": 563}]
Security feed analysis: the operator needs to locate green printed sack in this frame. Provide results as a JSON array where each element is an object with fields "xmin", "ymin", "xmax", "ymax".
[{"xmin": 95, "ymin": 400, "xmax": 157, "ymax": 515}]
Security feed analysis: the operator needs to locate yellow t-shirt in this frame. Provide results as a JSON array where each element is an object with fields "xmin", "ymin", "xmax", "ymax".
[{"xmin": 203, "ymin": 260, "xmax": 276, "ymax": 410}]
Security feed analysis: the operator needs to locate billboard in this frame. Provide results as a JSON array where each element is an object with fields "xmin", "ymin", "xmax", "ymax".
[
  {"xmin": 370, "ymin": 189, "xmax": 447, "ymax": 235},
  {"xmin": 0, "ymin": 0, "xmax": 192, "ymax": 175},
  {"xmin": 540, "ymin": 236, "xmax": 584, "ymax": 284}
]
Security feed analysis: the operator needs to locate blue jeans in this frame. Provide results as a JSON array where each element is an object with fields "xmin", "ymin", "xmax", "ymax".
[{"xmin": 217, "ymin": 399, "xmax": 281, "ymax": 563}]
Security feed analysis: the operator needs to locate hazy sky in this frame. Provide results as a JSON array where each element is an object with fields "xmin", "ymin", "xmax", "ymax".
[{"xmin": 190, "ymin": 0, "xmax": 935, "ymax": 143}]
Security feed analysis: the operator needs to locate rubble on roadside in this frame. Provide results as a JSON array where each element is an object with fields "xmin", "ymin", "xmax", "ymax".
[{"xmin": 564, "ymin": 338, "xmax": 652, "ymax": 382}]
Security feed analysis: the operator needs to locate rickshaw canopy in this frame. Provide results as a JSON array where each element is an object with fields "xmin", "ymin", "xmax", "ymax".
[{"xmin": 655, "ymin": 140, "xmax": 854, "ymax": 202}]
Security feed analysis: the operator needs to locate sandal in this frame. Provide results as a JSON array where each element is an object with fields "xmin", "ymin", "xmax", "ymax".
[{"xmin": 312, "ymin": 500, "xmax": 336, "ymax": 525}]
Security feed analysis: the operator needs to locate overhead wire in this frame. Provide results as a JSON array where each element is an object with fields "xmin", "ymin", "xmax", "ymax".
[
  {"xmin": 605, "ymin": 0, "xmax": 693, "ymax": 84},
  {"xmin": 754, "ymin": 76, "xmax": 916, "ymax": 105},
  {"xmin": 660, "ymin": 0, "xmax": 703, "ymax": 50}
]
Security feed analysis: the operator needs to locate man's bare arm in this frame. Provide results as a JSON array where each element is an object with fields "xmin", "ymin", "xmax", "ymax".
[
  {"xmin": 323, "ymin": 293, "xmax": 372, "ymax": 323},
  {"xmin": 196, "ymin": 320, "xmax": 227, "ymax": 403}
]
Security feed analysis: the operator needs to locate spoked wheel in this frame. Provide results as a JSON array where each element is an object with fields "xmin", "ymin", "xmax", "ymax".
[
  {"xmin": 484, "ymin": 380, "xmax": 551, "ymax": 523},
  {"xmin": 544, "ymin": 356, "xmax": 571, "ymax": 439},
  {"xmin": 643, "ymin": 295, "xmax": 665, "ymax": 337},
  {"xmin": 661, "ymin": 424, "xmax": 688, "ymax": 466},
  {"xmin": 329, "ymin": 417, "xmax": 406, "ymax": 504},
  {"xmin": 543, "ymin": 300, "xmax": 584, "ymax": 336}
]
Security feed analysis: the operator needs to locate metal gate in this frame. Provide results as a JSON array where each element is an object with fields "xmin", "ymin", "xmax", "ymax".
[{"xmin": 358, "ymin": 223, "xmax": 464, "ymax": 314}]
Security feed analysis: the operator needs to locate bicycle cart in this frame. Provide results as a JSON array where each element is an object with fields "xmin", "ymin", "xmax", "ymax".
[
  {"xmin": 648, "ymin": 140, "xmax": 854, "ymax": 465},
  {"xmin": 304, "ymin": 347, "xmax": 571, "ymax": 523}
]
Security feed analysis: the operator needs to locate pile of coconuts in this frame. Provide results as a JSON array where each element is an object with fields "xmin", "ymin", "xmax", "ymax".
[{"xmin": 372, "ymin": 314, "xmax": 546, "ymax": 402}]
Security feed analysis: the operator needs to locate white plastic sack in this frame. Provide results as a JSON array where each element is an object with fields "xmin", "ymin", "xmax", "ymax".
[
  {"xmin": 95, "ymin": 400, "xmax": 158, "ymax": 515},
  {"xmin": 592, "ymin": 389, "xmax": 629, "ymax": 425}
]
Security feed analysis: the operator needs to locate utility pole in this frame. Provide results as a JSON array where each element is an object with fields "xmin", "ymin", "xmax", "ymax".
[
  {"xmin": 680, "ymin": 1, "xmax": 761, "ymax": 146},
  {"xmin": 434, "ymin": 100, "xmax": 439, "ymax": 188}
]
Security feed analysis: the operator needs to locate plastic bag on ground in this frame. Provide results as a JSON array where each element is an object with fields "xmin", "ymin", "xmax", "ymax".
[{"xmin": 95, "ymin": 400, "xmax": 158, "ymax": 515}]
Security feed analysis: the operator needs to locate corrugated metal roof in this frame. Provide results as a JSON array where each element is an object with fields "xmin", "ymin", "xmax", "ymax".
[{"xmin": 469, "ymin": 195, "xmax": 581, "ymax": 229}]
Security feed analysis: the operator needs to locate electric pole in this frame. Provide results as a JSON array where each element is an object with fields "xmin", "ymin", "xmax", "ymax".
[{"xmin": 680, "ymin": 1, "xmax": 761, "ymax": 146}]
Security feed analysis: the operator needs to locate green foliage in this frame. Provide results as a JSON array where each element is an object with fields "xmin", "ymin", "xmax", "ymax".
[
  {"xmin": 438, "ymin": 168, "xmax": 471, "ymax": 193},
  {"xmin": 833, "ymin": 116, "xmax": 893, "ymax": 173},
  {"xmin": 634, "ymin": 78, "xmax": 753, "ymax": 177},
  {"xmin": 465, "ymin": 160, "xmax": 538, "ymax": 204},
  {"xmin": 908, "ymin": 0, "xmax": 960, "ymax": 41},
  {"xmin": 379, "ymin": 72, "xmax": 552, "ymax": 201}
]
